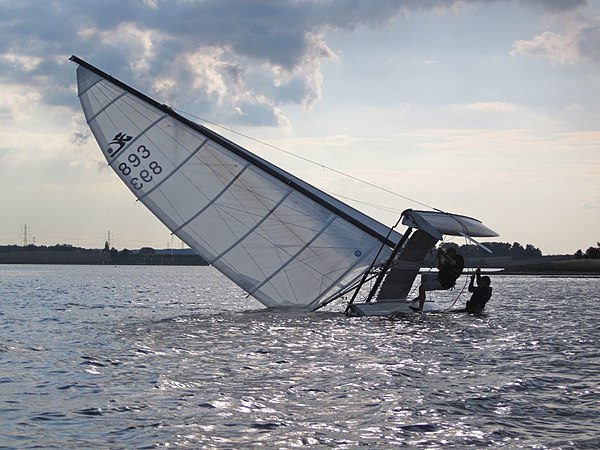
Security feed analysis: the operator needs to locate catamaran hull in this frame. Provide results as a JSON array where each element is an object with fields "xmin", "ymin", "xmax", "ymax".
[{"xmin": 347, "ymin": 300, "xmax": 443, "ymax": 317}]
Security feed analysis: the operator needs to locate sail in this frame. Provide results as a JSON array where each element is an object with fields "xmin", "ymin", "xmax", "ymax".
[{"xmin": 71, "ymin": 56, "xmax": 401, "ymax": 310}]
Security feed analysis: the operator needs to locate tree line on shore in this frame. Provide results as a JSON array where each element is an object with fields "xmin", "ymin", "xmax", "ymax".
[
  {"xmin": 2, "ymin": 241, "xmax": 543, "ymax": 259},
  {"xmin": 574, "ymin": 242, "xmax": 600, "ymax": 260},
  {"xmin": 0, "ymin": 244, "xmax": 84, "ymax": 252},
  {"xmin": 439, "ymin": 241, "xmax": 542, "ymax": 260},
  {"xmin": 3, "ymin": 241, "xmax": 598, "ymax": 260},
  {"xmin": 442, "ymin": 241, "xmax": 600, "ymax": 261},
  {"xmin": 0, "ymin": 243, "xmax": 207, "ymax": 265}
]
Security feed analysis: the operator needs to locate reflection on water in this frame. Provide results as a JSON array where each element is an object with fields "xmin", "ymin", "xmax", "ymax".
[{"xmin": 1, "ymin": 265, "xmax": 599, "ymax": 448}]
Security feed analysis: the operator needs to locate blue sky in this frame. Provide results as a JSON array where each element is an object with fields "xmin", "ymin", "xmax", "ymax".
[{"xmin": 1, "ymin": 0, "xmax": 598, "ymax": 254}]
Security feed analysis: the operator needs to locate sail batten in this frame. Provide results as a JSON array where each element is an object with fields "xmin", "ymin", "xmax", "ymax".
[
  {"xmin": 71, "ymin": 55, "xmax": 400, "ymax": 310},
  {"xmin": 212, "ymin": 189, "xmax": 293, "ymax": 263},
  {"xmin": 172, "ymin": 163, "xmax": 251, "ymax": 235},
  {"xmin": 138, "ymin": 138, "xmax": 209, "ymax": 201},
  {"xmin": 77, "ymin": 74, "xmax": 104, "ymax": 98},
  {"xmin": 88, "ymin": 91, "xmax": 128, "ymax": 122},
  {"xmin": 248, "ymin": 214, "xmax": 337, "ymax": 295}
]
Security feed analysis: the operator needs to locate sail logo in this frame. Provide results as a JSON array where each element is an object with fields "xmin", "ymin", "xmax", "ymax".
[{"xmin": 106, "ymin": 132, "xmax": 133, "ymax": 159}]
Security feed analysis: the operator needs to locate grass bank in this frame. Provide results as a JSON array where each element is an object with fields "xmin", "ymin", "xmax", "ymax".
[{"xmin": 501, "ymin": 259, "xmax": 600, "ymax": 275}]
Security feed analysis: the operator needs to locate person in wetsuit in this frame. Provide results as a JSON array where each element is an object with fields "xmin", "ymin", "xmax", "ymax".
[
  {"xmin": 412, "ymin": 247, "xmax": 465, "ymax": 312},
  {"xmin": 465, "ymin": 268, "xmax": 492, "ymax": 314}
]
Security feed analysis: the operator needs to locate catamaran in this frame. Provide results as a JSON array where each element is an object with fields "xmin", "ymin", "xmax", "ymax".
[{"xmin": 70, "ymin": 55, "xmax": 498, "ymax": 316}]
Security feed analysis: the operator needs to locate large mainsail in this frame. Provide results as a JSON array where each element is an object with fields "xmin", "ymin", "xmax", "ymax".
[{"xmin": 71, "ymin": 56, "xmax": 401, "ymax": 310}]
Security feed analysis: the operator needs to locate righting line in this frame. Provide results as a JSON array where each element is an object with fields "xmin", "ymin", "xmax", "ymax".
[
  {"xmin": 247, "ymin": 215, "xmax": 338, "ymax": 298},
  {"xmin": 210, "ymin": 189, "xmax": 294, "ymax": 264},
  {"xmin": 171, "ymin": 163, "xmax": 251, "ymax": 235},
  {"xmin": 138, "ymin": 138, "xmax": 209, "ymax": 201}
]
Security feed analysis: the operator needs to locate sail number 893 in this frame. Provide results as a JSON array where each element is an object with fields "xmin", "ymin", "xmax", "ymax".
[{"xmin": 117, "ymin": 145, "xmax": 163, "ymax": 190}]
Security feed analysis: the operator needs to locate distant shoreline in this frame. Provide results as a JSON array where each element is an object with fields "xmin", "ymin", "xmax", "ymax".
[
  {"xmin": 0, "ymin": 245, "xmax": 208, "ymax": 266},
  {"xmin": 493, "ymin": 272, "xmax": 600, "ymax": 277},
  {"xmin": 2, "ymin": 245, "xmax": 599, "ymax": 274},
  {"xmin": 498, "ymin": 259, "xmax": 600, "ymax": 276}
]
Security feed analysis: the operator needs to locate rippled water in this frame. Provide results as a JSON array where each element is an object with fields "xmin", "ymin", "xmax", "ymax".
[{"xmin": 1, "ymin": 265, "xmax": 599, "ymax": 449}]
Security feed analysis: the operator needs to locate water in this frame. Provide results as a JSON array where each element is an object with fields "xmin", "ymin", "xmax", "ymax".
[{"xmin": 1, "ymin": 265, "xmax": 599, "ymax": 449}]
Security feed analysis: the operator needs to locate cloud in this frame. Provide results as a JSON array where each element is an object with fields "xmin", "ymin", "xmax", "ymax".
[
  {"xmin": 466, "ymin": 101, "xmax": 518, "ymax": 112},
  {"xmin": 517, "ymin": 0, "xmax": 587, "ymax": 11},
  {"xmin": 71, "ymin": 131, "xmax": 90, "ymax": 146},
  {"xmin": 577, "ymin": 17, "xmax": 600, "ymax": 62},
  {"xmin": 512, "ymin": 31, "xmax": 579, "ymax": 64},
  {"xmin": 0, "ymin": 0, "xmax": 591, "ymax": 127},
  {"xmin": 512, "ymin": 16, "xmax": 600, "ymax": 64}
]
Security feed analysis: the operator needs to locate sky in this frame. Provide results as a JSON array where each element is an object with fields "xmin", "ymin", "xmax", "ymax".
[{"xmin": 1, "ymin": 0, "xmax": 599, "ymax": 255}]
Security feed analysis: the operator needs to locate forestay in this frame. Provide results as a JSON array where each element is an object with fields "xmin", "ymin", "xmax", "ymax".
[{"xmin": 71, "ymin": 56, "xmax": 401, "ymax": 310}]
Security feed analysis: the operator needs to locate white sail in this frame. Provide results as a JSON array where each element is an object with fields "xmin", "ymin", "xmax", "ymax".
[{"xmin": 71, "ymin": 56, "xmax": 401, "ymax": 310}]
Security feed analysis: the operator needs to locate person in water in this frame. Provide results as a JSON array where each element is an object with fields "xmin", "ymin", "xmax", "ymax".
[
  {"xmin": 464, "ymin": 268, "xmax": 492, "ymax": 314},
  {"xmin": 412, "ymin": 247, "xmax": 464, "ymax": 311}
]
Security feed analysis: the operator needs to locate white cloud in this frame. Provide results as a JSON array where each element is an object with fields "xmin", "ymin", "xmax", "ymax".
[
  {"xmin": 185, "ymin": 48, "xmax": 231, "ymax": 100},
  {"xmin": 1, "ymin": 53, "xmax": 43, "ymax": 72},
  {"xmin": 511, "ymin": 16, "xmax": 600, "ymax": 65},
  {"xmin": 512, "ymin": 30, "xmax": 579, "ymax": 64},
  {"xmin": 0, "ymin": 0, "xmax": 589, "ymax": 127},
  {"xmin": 466, "ymin": 102, "xmax": 518, "ymax": 112}
]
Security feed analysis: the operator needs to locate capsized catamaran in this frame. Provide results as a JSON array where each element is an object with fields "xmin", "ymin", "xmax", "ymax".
[
  {"xmin": 70, "ymin": 55, "xmax": 498, "ymax": 316},
  {"xmin": 345, "ymin": 209, "xmax": 498, "ymax": 316}
]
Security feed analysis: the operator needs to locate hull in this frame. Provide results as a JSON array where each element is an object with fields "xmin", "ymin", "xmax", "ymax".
[{"xmin": 347, "ymin": 299, "xmax": 443, "ymax": 317}]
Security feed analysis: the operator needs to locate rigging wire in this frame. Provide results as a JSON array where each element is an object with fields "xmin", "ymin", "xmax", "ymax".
[
  {"xmin": 442, "ymin": 273, "xmax": 470, "ymax": 312},
  {"xmin": 174, "ymin": 108, "xmax": 439, "ymax": 212},
  {"xmin": 323, "ymin": 191, "xmax": 405, "ymax": 214}
]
